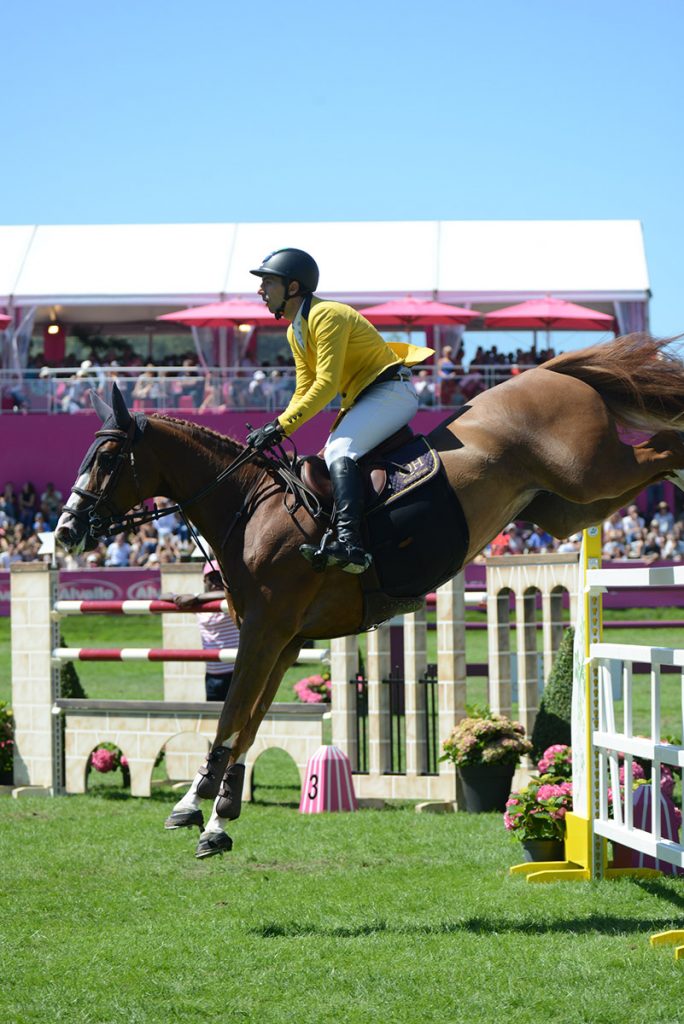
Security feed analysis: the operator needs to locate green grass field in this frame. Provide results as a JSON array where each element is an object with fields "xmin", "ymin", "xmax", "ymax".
[
  {"xmin": 3, "ymin": 612, "xmax": 684, "ymax": 1021},
  {"xmin": 3, "ymin": 791, "xmax": 684, "ymax": 1024},
  {"xmin": 1, "ymin": 611, "xmax": 683, "ymax": 738}
]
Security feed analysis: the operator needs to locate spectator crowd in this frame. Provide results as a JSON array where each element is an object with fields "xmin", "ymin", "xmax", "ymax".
[
  {"xmin": 2, "ymin": 471, "xmax": 683, "ymax": 572},
  {"xmin": 7, "ymin": 337, "xmax": 558, "ymax": 415},
  {"xmin": 0, "ymin": 482, "xmax": 199, "ymax": 570}
]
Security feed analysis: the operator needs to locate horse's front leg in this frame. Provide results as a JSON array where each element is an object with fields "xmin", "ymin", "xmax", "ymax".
[
  {"xmin": 194, "ymin": 638, "xmax": 303, "ymax": 845},
  {"xmin": 164, "ymin": 626, "xmax": 301, "ymax": 856}
]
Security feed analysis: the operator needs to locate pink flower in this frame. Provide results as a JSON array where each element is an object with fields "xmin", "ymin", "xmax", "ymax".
[
  {"xmin": 537, "ymin": 783, "xmax": 566, "ymax": 800},
  {"xmin": 293, "ymin": 674, "xmax": 331, "ymax": 704},
  {"xmin": 618, "ymin": 761, "xmax": 645, "ymax": 784},
  {"xmin": 661, "ymin": 766, "xmax": 675, "ymax": 799},
  {"xmin": 538, "ymin": 744, "xmax": 572, "ymax": 774},
  {"xmin": 91, "ymin": 747, "xmax": 117, "ymax": 773}
]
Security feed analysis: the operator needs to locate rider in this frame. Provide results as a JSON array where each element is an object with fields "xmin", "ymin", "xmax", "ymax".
[{"xmin": 247, "ymin": 248, "xmax": 433, "ymax": 573}]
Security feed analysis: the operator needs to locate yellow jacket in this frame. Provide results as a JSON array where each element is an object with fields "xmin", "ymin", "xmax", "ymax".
[{"xmin": 277, "ymin": 297, "xmax": 433, "ymax": 436}]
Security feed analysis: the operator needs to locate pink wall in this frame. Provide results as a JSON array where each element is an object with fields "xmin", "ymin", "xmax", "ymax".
[{"xmin": 0, "ymin": 409, "xmax": 448, "ymax": 496}]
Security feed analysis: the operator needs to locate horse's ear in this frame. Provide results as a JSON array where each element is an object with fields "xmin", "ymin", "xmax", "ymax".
[
  {"xmin": 111, "ymin": 383, "xmax": 132, "ymax": 429},
  {"xmin": 90, "ymin": 390, "xmax": 112, "ymax": 423}
]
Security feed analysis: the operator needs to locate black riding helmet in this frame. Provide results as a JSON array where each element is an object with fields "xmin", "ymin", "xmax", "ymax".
[{"xmin": 250, "ymin": 248, "xmax": 319, "ymax": 319}]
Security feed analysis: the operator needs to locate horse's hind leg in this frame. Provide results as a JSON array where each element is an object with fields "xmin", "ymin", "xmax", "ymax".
[
  {"xmin": 520, "ymin": 487, "xmax": 653, "ymax": 539},
  {"xmin": 541, "ymin": 428, "xmax": 684, "ymax": 505},
  {"xmin": 520, "ymin": 431, "xmax": 684, "ymax": 538}
]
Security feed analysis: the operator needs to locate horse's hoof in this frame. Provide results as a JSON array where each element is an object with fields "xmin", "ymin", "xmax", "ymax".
[
  {"xmin": 195, "ymin": 746, "xmax": 231, "ymax": 799},
  {"xmin": 195, "ymin": 829, "xmax": 233, "ymax": 859},
  {"xmin": 215, "ymin": 763, "xmax": 246, "ymax": 820},
  {"xmin": 164, "ymin": 807, "xmax": 204, "ymax": 831}
]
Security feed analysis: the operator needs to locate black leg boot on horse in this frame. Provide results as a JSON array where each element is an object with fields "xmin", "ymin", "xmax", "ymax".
[
  {"xmin": 215, "ymin": 763, "xmax": 246, "ymax": 820},
  {"xmin": 300, "ymin": 456, "xmax": 373, "ymax": 574},
  {"xmin": 163, "ymin": 746, "xmax": 232, "ymax": 831}
]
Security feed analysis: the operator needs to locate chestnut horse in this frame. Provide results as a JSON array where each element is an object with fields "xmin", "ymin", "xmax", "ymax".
[{"xmin": 56, "ymin": 334, "xmax": 684, "ymax": 857}]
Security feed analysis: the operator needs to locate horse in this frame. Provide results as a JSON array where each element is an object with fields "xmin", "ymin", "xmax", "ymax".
[{"xmin": 55, "ymin": 333, "xmax": 684, "ymax": 858}]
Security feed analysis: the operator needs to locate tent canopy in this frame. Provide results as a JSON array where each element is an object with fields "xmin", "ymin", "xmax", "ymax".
[{"xmin": 0, "ymin": 219, "xmax": 650, "ymax": 332}]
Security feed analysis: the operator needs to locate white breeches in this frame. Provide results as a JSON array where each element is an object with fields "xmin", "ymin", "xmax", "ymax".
[{"xmin": 324, "ymin": 371, "xmax": 419, "ymax": 466}]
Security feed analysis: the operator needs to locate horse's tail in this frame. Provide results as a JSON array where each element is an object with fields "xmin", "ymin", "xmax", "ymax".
[{"xmin": 542, "ymin": 333, "xmax": 684, "ymax": 432}]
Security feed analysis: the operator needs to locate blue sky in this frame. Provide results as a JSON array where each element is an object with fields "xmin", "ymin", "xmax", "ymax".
[{"xmin": 1, "ymin": 0, "xmax": 682, "ymax": 344}]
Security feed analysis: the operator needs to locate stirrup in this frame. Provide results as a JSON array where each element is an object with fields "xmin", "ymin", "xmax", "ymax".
[
  {"xmin": 300, "ymin": 538, "xmax": 372, "ymax": 574},
  {"xmin": 299, "ymin": 542, "xmax": 330, "ymax": 572},
  {"xmin": 299, "ymin": 528, "xmax": 334, "ymax": 573},
  {"xmin": 326, "ymin": 541, "xmax": 373, "ymax": 574}
]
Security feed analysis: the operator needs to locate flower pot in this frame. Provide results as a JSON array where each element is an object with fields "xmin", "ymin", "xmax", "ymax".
[
  {"xmin": 521, "ymin": 838, "xmax": 565, "ymax": 862},
  {"xmin": 458, "ymin": 762, "xmax": 516, "ymax": 813}
]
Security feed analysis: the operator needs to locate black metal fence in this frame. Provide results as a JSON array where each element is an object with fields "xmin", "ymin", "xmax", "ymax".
[
  {"xmin": 420, "ymin": 663, "xmax": 440, "ymax": 775},
  {"xmin": 351, "ymin": 674, "xmax": 368, "ymax": 774},
  {"xmin": 350, "ymin": 665, "xmax": 440, "ymax": 777}
]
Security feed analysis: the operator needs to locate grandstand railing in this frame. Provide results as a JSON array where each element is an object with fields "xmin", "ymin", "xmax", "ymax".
[{"xmin": 0, "ymin": 363, "xmax": 527, "ymax": 414}]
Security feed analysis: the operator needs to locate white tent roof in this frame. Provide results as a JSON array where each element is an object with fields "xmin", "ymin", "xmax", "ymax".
[{"xmin": 0, "ymin": 219, "xmax": 649, "ymax": 317}]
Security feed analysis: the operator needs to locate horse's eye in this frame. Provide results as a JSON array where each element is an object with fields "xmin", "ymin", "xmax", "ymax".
[{"xmin": 99, "ymin": 452, "xmax": 116, "ymax": 472}]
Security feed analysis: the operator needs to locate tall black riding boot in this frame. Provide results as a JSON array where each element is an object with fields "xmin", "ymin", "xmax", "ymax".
[{"xmin": 300, "ymin": 456, "xmax": 372, "ymax": 574}]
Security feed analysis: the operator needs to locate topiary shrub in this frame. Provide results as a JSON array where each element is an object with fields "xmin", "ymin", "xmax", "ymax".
[
  {"xmin": 59, "ymin": 631, "xmax": 87, "ymax": 699},
  {"xmin": 58, "ymin": 631, "xmax": 87, "ymax": 788},
  {"xmin": 60, "ymin": 659, "xmax": 87, "ymax": 699},
  {"xmin": 0, "ymin": 701, "xmax": 14, "ymax": 783},
  {"xmin": 531, "ymin": 626, "xmax": 574, "ymax": 759}
]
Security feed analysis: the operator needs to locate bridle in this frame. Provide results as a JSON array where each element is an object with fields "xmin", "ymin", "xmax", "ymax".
[
  {"xmin": 64, "ymin": 419, "xmax": 260, "ymax": 542},
  {"xmin": 64, "ymin": 421, "xmax": 143, "ymax": 538},
  {"xmin": 64, "ymin": 417, "xmax": 327, "ymax": 574}
]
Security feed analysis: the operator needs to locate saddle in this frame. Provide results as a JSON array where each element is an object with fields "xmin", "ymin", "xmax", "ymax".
[
  {"xmin": 291, "ymin": 427, "xmax": 471, "ymax": 632},
  {"xmin": 299, "ymin": 426, "xmax": 437, "ymax": 512}
]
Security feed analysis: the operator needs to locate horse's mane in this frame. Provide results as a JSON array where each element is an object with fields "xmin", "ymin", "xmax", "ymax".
[
  {"xmin": 149, "ymin": 412, "xmax": 242, "ymax": 447},
  {"xmin": 147, "ymin": 413, "xmax": 272, "ymax": 469}
]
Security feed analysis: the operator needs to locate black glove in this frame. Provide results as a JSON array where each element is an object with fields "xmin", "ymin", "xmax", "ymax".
[{"xmin": 246, "ymin": 419, "xmax": 284, "ymax": 452}]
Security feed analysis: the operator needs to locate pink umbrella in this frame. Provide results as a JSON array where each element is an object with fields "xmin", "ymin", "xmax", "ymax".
[
  {"xmin": 484, "ymin": 297, "xmax": 617, "ymax": 333},
  {"xmin": 0, "ymin": 313, "xmax": 11, "ymax": 329},
  {"xmin": 359, "ymin": 297, "xmax": 481, "ymax": 327},
  {"xmin": 157, "ymin": 299, "xmax": 275, "ymax": 328}
]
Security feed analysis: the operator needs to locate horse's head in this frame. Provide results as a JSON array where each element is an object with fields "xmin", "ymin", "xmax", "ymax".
[{"xmin": 55, "ymin": 384, "xmax": 151, "ymax": 552}]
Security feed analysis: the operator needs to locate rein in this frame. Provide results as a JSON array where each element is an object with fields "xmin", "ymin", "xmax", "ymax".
[{"xmin": 65, "ymin": 421, "xmax": 326, "ymax": 544}]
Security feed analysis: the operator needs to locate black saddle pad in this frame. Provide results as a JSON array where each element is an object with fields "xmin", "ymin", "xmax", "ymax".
[{"xmin": 362, "ymin": 440, "xmax": 469, "ymax": 601}]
